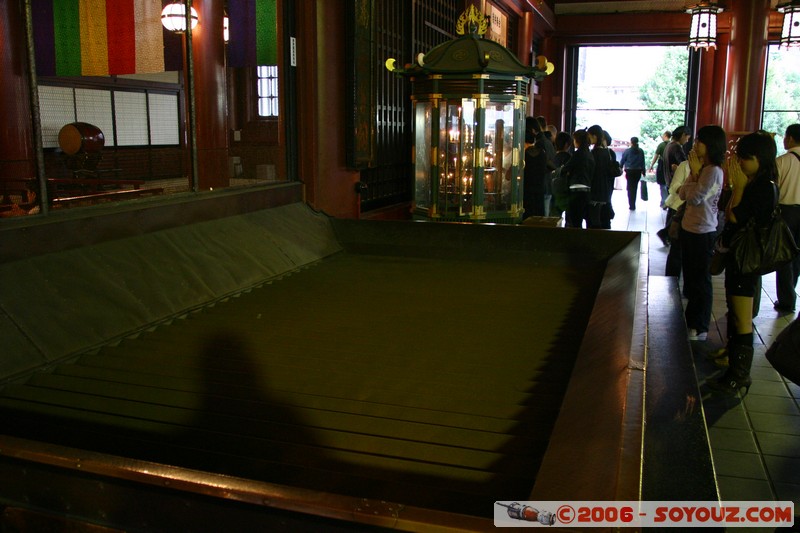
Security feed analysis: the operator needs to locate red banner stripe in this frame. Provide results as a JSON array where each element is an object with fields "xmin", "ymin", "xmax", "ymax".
[{"xmin": 106, "ymin": 0, "xmax": 136, "ymax": 74}]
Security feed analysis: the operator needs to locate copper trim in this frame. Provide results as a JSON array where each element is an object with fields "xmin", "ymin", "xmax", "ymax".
[{"xmin": 0, "ymin": 434, "xmax": 492, "ymax": 531}]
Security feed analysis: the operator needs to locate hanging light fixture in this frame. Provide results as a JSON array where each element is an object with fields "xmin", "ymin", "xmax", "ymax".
[
  {"xmin": 161, "ymin": 1, "xmax": 199, "ymax": 34},
  {"xmin": 687, "ymin": 2, "xmax": 723, "ymax": 50},
  {"xmin": 778, "ymin": 1, "xmax": 800, "ymax": 48}
]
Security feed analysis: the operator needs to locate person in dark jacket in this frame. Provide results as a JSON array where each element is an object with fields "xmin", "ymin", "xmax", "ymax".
[
  {"xmin": 620, "ymin": 136, "xmax": 646, "ymax": 210},
  {"xmin": 522, "ymin": 117, "xmax": 549, "ymax": 219},
  {"xmin": 559, "ymin": 129, "xmax": 594, "ymax": 228},
  {"xmin": 587, "ymin": 125, "xmax": 614, "ymax": 228},
  {"xmin": 550, "ymin": 131, "xmax": 573, "ymax": 217}
]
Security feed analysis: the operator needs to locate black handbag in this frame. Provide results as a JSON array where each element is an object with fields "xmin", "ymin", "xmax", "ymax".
[
  {"xmin": 709, "ymin": 238, "xmax": 727, "ymax": 275},
  {"xmin": 608, "ymin": 149, "xmax": 623, "ymax": 177},
  {"xmin": 765, "ymin": 316, "xmax": 800, "ymax": 386},
  {"xmin": 730, "ymin": 182, "xmax": 800, "ymax": 275}
]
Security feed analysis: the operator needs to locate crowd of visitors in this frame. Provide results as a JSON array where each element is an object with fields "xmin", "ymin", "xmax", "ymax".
[{"xmin": 524, "ymin": 119, "xmax": 800, "ymax": 397}]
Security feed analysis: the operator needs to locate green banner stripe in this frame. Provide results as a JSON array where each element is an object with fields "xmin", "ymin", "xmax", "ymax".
[
  {"xmin": 53, "ymin": 0, "xmax": 82, "ymax": 76},
  {"xmin": 255, "ymin": 0, "xmax": 277, "ymax": 65}
]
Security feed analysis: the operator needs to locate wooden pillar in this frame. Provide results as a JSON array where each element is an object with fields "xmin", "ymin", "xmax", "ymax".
[
  {"xmin": 516, "ymin": 12, "xmax": 534, "ymax": 69},
  {"xmin": 537, "ymin": 36, "xmax": 560, "ymax": 128},
  {"xmin": 294, "ymin": 0, "xmax": 359, "ymax": 219},
  {"xmin": 0, "ymin": 0, "xmax": 35, "ymax": 179},
  {"xmin": 191, "ymin": 0, "xmax": 229, "ymax": 190},
  {"xmin": 695, "ymin": 29, "xmax": 729, "ymax": 129},
  {"xmin": 723, "ymin": 0, "xmax": 770, "ymax": 133},
  {"xmin": 711, "ymin": 31, "xmax": 730, "ymax": 128}
]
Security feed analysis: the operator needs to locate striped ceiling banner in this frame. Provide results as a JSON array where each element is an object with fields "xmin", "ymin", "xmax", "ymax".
[
  {"xmin": 32, "ymin": 0, "xmax": 182, "ymax": 76},
  {"xmin": 227, "ymin": 0, "xmax": 277, "ymax": 68}
]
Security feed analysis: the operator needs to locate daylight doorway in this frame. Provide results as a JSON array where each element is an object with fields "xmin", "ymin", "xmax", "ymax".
[{"xmin": 571, "ymin": 45, "xmax": 690, "ymax": 182}]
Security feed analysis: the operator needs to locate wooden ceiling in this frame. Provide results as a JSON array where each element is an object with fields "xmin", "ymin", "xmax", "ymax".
[
  {"xmin": 553, "ymin": 1, "xmax": 691, "ymax": 16},
  {"xmin": 551, "ymin": 0, "xmax": 782, "ymax": 15}
]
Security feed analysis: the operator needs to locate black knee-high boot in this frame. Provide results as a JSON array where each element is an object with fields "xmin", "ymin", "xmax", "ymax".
[{"xmin": 708, "ymin": 336, "xmax": 753, "ymax": 396}]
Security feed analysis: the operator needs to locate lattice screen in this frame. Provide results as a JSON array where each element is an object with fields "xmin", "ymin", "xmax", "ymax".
[
  {"xmin": 39, "ymin": 85, "xmax": 76, "ymax": 148},
  {"xmin": 115, "ymin": 92, "xmax": 149, "ymax": 146},
  {"xmin": 359, "ymin": 0, "xmax": 463, "ymax": 213},
  {"xmin": 38, "ymin": 86, "xmax": 179, "ymax": 149}
]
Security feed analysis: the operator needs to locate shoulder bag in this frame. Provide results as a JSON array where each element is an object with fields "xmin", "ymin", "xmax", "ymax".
[
  {"xmin": 730, "ymin": 181, "xmax": 800, "ymax": 275},
  {"xmin": 667, "ymin": 203, "xmax": 685, "ymax": 241}
]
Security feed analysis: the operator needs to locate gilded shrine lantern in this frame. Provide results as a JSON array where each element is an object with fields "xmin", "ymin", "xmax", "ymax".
[{"xmin": 387, "ymin": 7, "xmax": 550, "ymax": 223}]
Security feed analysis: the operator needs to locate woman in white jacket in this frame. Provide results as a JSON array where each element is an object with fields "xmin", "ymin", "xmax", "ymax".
[{"xmin": 677, "ymin": 125, "xmax": 726, "ymax": 341}]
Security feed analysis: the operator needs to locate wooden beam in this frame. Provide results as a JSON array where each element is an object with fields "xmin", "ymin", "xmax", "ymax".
[{"xmin": 524, "ymin": 0, "xmax": 556, "ymax": 31}]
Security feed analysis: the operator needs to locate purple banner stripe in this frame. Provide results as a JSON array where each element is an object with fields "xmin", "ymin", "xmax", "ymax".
[{"xmin": 31, "ymin": 0, "xmax": 56, "ymax": 76}]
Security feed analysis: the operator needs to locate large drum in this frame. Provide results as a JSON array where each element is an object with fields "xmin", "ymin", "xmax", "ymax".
[{"xmin": 58, "ymin": 122, "xmax": 105, "ymax": 155}]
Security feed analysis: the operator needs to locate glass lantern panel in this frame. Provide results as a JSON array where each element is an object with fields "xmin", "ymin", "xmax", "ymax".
[
  {"xmin": 414, "ymin": 102, "xmax": 432, "ymax": 209},
  {"xmin": 483, "ymin": 101, "xmax": 516, "ymax": 212},
  {"xmin": 438, "ymin": 99, "xmax": 475, "ymax": 217}
]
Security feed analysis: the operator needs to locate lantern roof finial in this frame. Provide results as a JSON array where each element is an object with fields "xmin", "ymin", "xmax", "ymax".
[{"xmin": 456, "ymin": 5, "xmax": 489, "ymax": 36}]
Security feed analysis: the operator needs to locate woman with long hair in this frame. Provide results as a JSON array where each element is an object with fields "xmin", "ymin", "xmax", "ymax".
[
  {"xmin": 710, "ymin": 131, "xmax": 779, "ymax": 395},
  {"xmin": 678, "ymin": 125, "xmax": 726, "ymax": 341}
]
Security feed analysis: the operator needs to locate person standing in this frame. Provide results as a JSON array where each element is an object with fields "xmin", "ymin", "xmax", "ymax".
[
  {"xmin": 677, "ymin": 125, "xmax": 725, "ymax": 341},
  {"xmin": 522, "ymin": 117, "xmax": 549, "ymax": 219},
  {"xmin": 709, "ymin": 131, "xmax": 778, "ymax": 396},
  {"xmin": 773, "ymin": 124, "xmax": 800, "ymax": 313},
  {"xmin": 649, "ymin": 130, "xmax": 672, "ymax": 207},
  {"xmin": 620, "ymin": 137, "xmax": 646, "ymax": 210},
  {"xmin": 535, "ymin": 118, "xmax": 557, "ymax": 217},
  {"xmin": 656, "ymin": 126, "xmax": 691, "ymax": 246},
  {"xmin": 560, "ymin": 129, "xmax": 594, "ymax": 228},
  {"xmin": 550, "ymin": 131, "xmax": 573, "ymax": 218},
  {"xmin": 587, "ymin": 125, "xmax": 614, "ymax": 228}
]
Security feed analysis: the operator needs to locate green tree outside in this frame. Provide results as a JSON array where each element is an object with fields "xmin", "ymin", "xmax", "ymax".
[
  {"xmin": 637, "ymin": 47, "xmax": 689, "ymax": 180},
  {"xmin": 639, "ymin": 47, "xmax": 690, "ymax": 142},
  {"xmin": 763, "ymin": 45, "xmax": 800, "ymax": 148}
]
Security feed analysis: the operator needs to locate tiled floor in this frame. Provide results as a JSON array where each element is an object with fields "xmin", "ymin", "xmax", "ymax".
[{"xmin": 607, "ymin": 181, "xmax": 800, "ymax": 527}]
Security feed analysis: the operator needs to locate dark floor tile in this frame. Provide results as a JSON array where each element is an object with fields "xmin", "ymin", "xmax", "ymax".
[
  {"xmin": 750, "ymin": 413, "xmax": 800, "ymax": 436},
  {"xmin": 744, "ymin": 394, "xmax": 800, "ymax": 416},
  {"xmin": 756, "ymin": 433, "xmax": 800, "ymax": 458},
  {"xmin": 708, "ymin": 427, "xmax": 759, "ymax": 453},
  {"xmin": 750, "ymin": 365, "xmax": 785, "ymax": 382},
  {"xmin": 712, "ymin": 449, "xmax": 768, "ymax": 480},
  {"xmin": 773, "ymin": 482, "xmax": 800, "ymax": 508},
  {"xmin": 703, "ymin": 391, "xmax": 747, "ymax": 413},
  {"xmin": 763, "ymin": 455, "xmax": 800, "ymax": 485},
  {"xmin": 787, "ymin": 382, "xmax": 800, "ymax": 399},
  {"xmin": 749, "ymin": 379, "xmax": 794, "ymax": 398},
  {"xmin": 752, "ymin": 352, "xmax": 774, "ymax": 368},
  {"xmin": 703, "ymin": 404, "xmax": 750, "ymax": 430},
  {"xmin": 716, "ymin": 475, "xmax": 775, "ymax": 501}
]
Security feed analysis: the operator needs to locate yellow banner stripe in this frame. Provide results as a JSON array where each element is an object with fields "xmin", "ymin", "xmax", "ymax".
[
  {"xmin": 135, "ymin": 0, "xmax": 165, "ymax": 74},
  {"xmin": 79, "ymin": 0, "xmax": 109, "ymax": 76}
]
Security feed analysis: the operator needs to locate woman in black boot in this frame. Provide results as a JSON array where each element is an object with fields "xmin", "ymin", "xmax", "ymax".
[{"xmin": 710, "ymin": 131, "xmax": 778, "ymax": 396}]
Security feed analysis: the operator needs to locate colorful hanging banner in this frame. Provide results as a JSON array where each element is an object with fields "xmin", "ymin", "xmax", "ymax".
[
  {"xmin": 227, "ymin": 0, "xmax": 277, "ymax": 67},
  {"xmin": 32, "ymin": 0, "xmax": 182, "ymax": 77}
]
